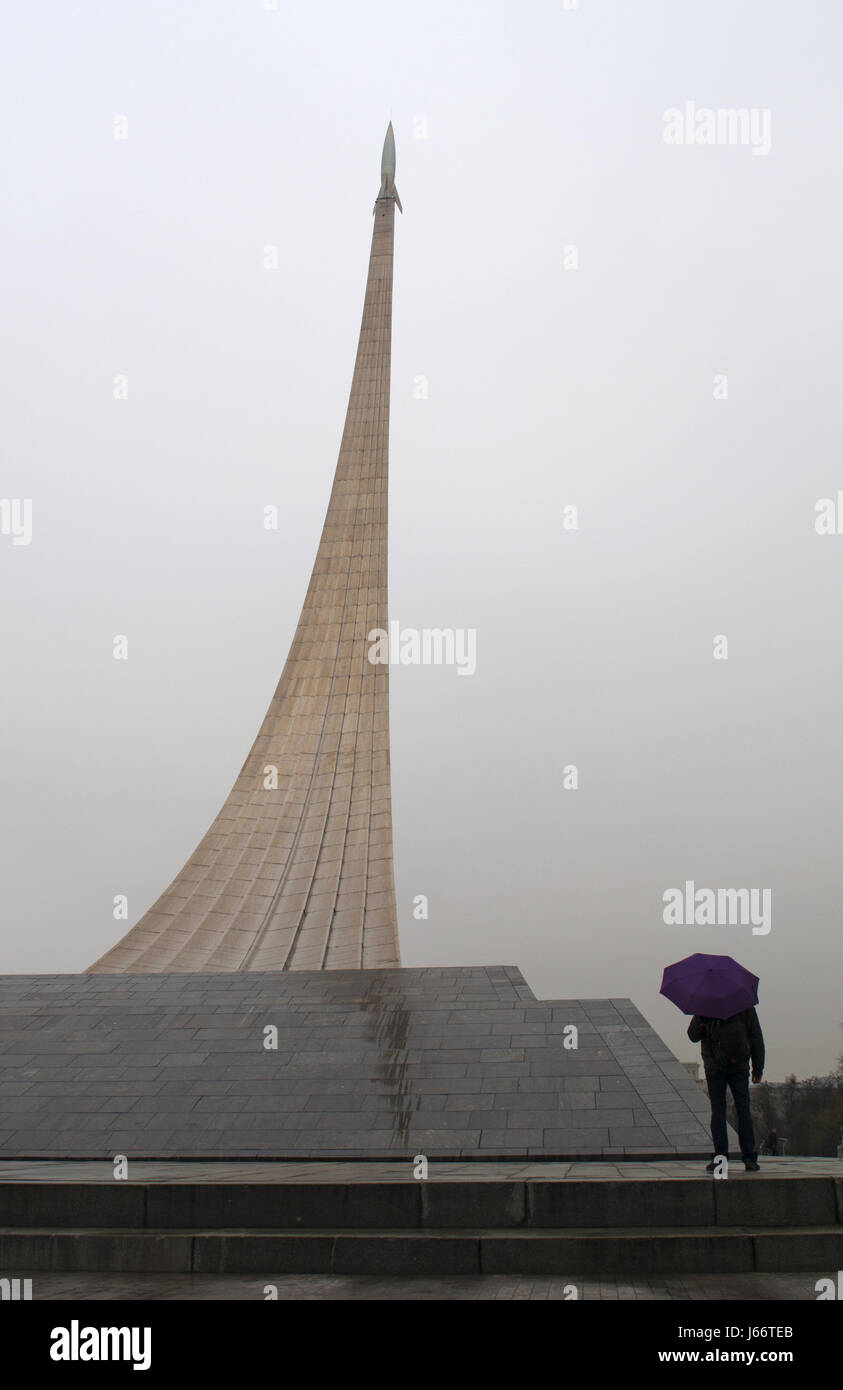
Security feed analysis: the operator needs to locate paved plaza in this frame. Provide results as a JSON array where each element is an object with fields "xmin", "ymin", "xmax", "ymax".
[
  {"xmin": 5, "ymin": 1270, "xmax": 825, "ymax": 1300},
  {"xmin": 0, "ymin": 1157, "xmax": 837, "ymax": 1182}
]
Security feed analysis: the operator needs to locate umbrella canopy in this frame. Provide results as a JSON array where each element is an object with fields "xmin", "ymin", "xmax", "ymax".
[{"xmin": 660, "ymin": 952, "xmax": 759, "ymax": 1019}]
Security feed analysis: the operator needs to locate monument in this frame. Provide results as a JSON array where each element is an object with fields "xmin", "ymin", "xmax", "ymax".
[
  {"xmin": 0, "ymin": 126, "xmax": 715, "ymax": 1162},
  {"xmin": 88, "ymin": 125, "xmax": 403, "ymax": 975}
]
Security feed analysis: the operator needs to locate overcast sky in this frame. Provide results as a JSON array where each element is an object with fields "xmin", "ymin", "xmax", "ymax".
[{"xmin": 2, "ymin": 0, "xmax": 841, "ymax": 1079}]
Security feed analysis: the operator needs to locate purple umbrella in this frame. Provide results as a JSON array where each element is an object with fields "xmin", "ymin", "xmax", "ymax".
[{"xmin": 660, "ymin": 952, "xmax": 759, "ymax": 1019}]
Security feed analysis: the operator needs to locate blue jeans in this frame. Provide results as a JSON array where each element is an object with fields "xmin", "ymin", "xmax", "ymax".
[{"xmin": 705, "ymin": 1064, "xmax": 757, "ymax": 1163}]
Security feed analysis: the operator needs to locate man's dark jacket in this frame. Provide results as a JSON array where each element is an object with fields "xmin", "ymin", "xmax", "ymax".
[{"xmin": 687, "ymin": 1008, "xmax": 765, "ymax": 1075}]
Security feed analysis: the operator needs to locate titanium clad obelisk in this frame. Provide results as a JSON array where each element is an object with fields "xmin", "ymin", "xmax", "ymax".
[{"xmin": 89, "ymin": 126, "xmax": 403, "ymax": 973}]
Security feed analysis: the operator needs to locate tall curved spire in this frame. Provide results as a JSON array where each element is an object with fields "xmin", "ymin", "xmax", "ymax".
[{"xmin": 89, "ymin": 127, "xmax": 402, "ymax": 973}]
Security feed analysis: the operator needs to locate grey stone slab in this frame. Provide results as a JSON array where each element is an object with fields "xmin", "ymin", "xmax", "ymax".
[
  {"xmin": 646, "ymin": 1100, "xmax": 698, "ymax": 1115},
  {"xmin": 599, "ymin": 1077, "xmax": 637, "ymax": 1092},
  {"xmin": 716, "ymin": 1178, "xmax": 837, "ymax": 1228},
  {"xmin": 504, "ymin": 1111, "xmax": 577, "ymax": 1129},
  {"xmin": 404, "ymin": 1130, "xmax": 482, "ymax": 1149},
  {"xmin": 542, "ymin": 1128, "xmax": 611, "ymax": 1148},
  {"xmin": 194, "ymin": 1234, "xmax": 335, "ymax": 1275},
  {"xmin": 147, "ymin": 1182, "xmax": 422, "ymax": 1231},
  {"xmin": 442, "ymin": 1093, "xmax": 491, "ymax": 1111},
  {"xmin": 492, "ymin": 1091, "xmax": 559, "ymax": 1111},
  {"xmin": 0, "ymin": 1183, "xmax": 147, "ymax": 1228},
  {"xmin": 0, "ymin": 1231, "xmax": 195, "ymax": 1273},
  {"xmin": 465, "ymin": 1063, "xmax": 527, "ymax": 1078},
  {"xmin": 0, "ymin": 970, "xmax": 714, "ymax": 1160},
  {"xmin": 411, "ymin": 1065, "xmax": 468, "ymax": 1079},
  {"xmin": 529, "ymin": 1058, "xmax": 622, "ymax": 1077},
  {"xmin": 421, "ymin": 1182, "xmax": 526, "ymax": 1228},
  {"xmin": 480, "ymin": 1232, "xmax": 756, "ymax": 1277},
  {"xmin": 48, "ymin": 1114, "xmax": 118, "ymax": 1132},
  {"xmin": 332, "ymin": 1234, "xmax": 480, "ymax": 1276},
  {"xmin": 752, "ymin": 1230, "xmax": 843, "ymax": 1273},
  {"xmin": 132, "ymin": 1097, "xmax": 200, "ymax": 1113},
  {"xmin": 527, "ymin": 1181, "xmax": 715, "ymax": 1229},
  {"xmin": 478, "ymin": 1130, "xmax": 544, "ymax": 1148},
  {"xmin": 609, "ymin": 1127, "xmax": 668, "ymax": 1146},
  {"xmin": 490, "ymin": 1019, "xmax": 546, "ymax": 1035},
  {"xmin": 595, "ymin": 1092, "xmax": 640, "ymax": 1109}
]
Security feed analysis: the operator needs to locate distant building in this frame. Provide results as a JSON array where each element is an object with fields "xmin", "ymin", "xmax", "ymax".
[{"xmin": 682, "ymin": 1060, "xmax": 706, "ymax": 1089}]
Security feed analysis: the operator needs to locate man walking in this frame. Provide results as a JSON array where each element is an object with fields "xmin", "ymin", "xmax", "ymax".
[{"xmin": 688, "ymin": 1008, "xmax": 765, "ymax": 1172}]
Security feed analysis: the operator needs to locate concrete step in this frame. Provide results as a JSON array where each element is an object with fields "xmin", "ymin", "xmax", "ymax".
[
  {"xmin": 2, "ymin": 1177, "xmax": 838, "ymax": 1276},
  {"xmin": 1, "ymin": 1225, "xmax": 840, "ymax": 1276},
  {"xmin": 1, "ymin": 1177, "xmax": 840, "ymax": 1231}
]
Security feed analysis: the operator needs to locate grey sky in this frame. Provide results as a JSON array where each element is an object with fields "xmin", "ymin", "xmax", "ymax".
[{"xmin": 2, "ymin": 0, "xmax": 841, "ymax": 1079}]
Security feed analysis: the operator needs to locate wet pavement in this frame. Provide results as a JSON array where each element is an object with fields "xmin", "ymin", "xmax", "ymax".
[
  {"xmin": 5, "ymin": 1269, "xmax": 826, "ymax": 1299},
  {"xmin": 0, "ymin": 1156, "xmax": 837, "ymax": 1182}
]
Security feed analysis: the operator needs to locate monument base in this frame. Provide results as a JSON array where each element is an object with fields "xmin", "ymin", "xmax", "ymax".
[
  {"xmin": 0, "ymin": 966, "xmax": 714, "ymax": 1159},
  {"xmin": 1, "ymin": 1160, "xmax": 839, "ymax": 1277}
]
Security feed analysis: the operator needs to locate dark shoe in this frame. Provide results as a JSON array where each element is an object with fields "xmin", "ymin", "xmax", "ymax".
[{"xmin": 744, "ymin": 1160, "xmax": 760, "ymax": 1172}]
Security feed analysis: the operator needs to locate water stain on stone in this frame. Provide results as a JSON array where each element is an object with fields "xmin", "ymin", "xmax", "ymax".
[{"xmin": 360, "ymin": 974, "xmax": 418, "ymax": 1145}]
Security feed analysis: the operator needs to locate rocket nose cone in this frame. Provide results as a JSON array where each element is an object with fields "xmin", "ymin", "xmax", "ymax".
[{"xmin": 381, "ymin": 122, "xmax": 396, "ymax": 177}]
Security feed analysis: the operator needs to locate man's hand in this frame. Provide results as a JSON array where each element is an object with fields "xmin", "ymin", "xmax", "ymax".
[{"xmin": 751, "ymin": 1071, "xmax": 762, "ymax": 1084}]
